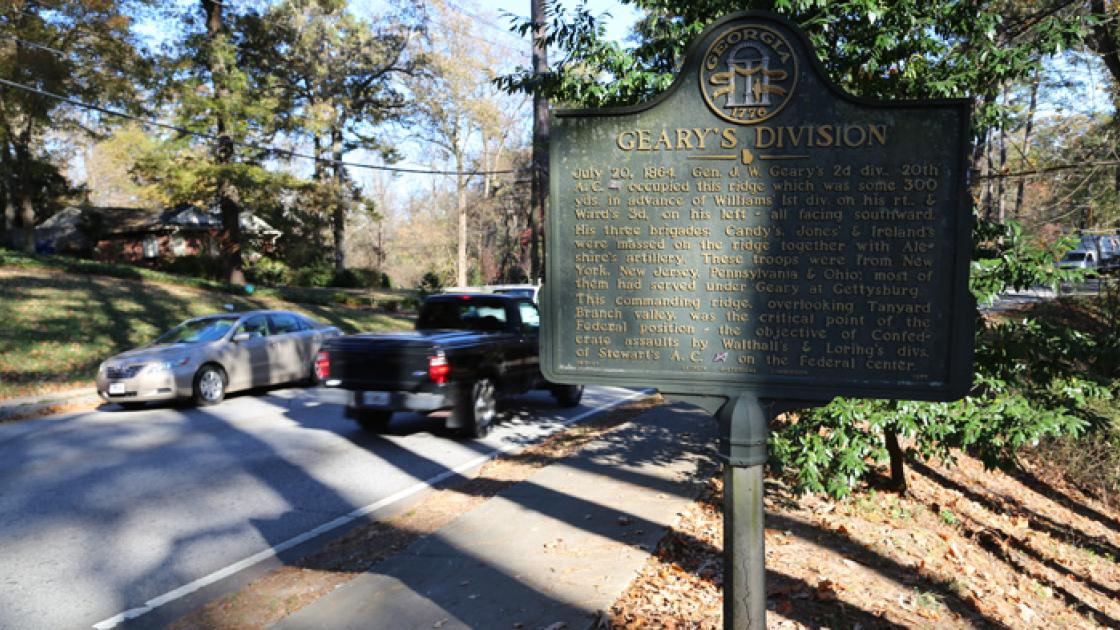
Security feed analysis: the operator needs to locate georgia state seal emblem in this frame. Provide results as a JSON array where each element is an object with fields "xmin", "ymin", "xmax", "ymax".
[{"xmin": 700, "ymin": 24, "xmax": 798, "ymax": 125}]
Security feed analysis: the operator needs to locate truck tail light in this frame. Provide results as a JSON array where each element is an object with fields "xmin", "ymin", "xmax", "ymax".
[
  {"xmin": 315, "ymin": 351, "xmax": 330, "ymax": 380},
  {"xmin": 428, "ymin": 354, "xmax": 450, "ymax": 384}
]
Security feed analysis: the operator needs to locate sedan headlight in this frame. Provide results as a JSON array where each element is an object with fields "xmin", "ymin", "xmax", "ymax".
[
  {"xmin": 144, "ymin": 357, "xmax": 190, "ymax": 374},
  {"xmin": 143, "ymin": 361, "xmax": 173, "ymax": 374}
]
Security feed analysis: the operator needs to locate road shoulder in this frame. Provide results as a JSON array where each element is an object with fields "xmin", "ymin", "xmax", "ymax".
[{"xmin": 271, "ymin": 402, "xmax": 715, "ymax": 630}]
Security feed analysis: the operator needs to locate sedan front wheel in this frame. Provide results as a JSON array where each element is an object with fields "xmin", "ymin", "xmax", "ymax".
[{"xmin": 192, "ymin": 365, "xmax": 226, "ymax": 406}]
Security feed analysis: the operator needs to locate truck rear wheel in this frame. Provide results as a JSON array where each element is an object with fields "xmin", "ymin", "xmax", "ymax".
[
  {"xmin": 457, "ymin": 378, "xmax": 496, "ymax": 438},
  {"xmin": 552, "ymin": 384, "xmax": 584, "ymax": 408},
  {"xmin": 354, "ymin": 410, "xmax": 392, "ymax": 432}
]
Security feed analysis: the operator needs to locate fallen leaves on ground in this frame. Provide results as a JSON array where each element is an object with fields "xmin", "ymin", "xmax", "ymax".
[{"xmin": 608, "ymin": 448, "xmax": 1120, "ymax": 629}]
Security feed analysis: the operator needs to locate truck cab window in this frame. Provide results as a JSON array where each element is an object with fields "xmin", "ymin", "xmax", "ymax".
[
  {"xmin": 417, "ymin": 300, "xmax": 507, "ymax": 331},
  {"xmin": 518, "ymin": 302, "xmax": 540, "ymax": 333}
]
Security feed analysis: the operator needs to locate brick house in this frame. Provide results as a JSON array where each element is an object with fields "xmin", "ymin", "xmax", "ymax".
[{"xmin": 36, "ymin": 204, "xmax": 280, "ymax": 263}]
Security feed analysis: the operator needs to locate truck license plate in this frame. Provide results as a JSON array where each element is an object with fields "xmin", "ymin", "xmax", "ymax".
[
  {"xmin": 361, "ymin": 391, "xmax": 389, "ymax": 406},
  {"xmin": 109, "ymin": 382, "xmax": 125, "ymax": 395}
]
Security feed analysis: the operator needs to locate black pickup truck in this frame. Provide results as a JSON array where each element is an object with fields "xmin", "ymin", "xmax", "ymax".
[{"xmin": 315, "ymin": 293, "xmax": 584, "ymax": 437}]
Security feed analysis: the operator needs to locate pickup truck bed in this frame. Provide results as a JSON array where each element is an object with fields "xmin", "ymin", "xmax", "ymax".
[{"xmin": 317, "ymin": 294, "xmax": 583, "ymax": 437}]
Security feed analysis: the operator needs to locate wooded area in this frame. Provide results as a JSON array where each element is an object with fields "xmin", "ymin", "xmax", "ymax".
[
  {"xmin": 3, "ymin": 0, "xmax": 1120, "ymax": 497},
  {"xmin": 3, "ymin": 2, "xmax": 1120, "ymax": 284},
  {"xmin": 0, "ymin": 0, "xmax": 534, "ymax": 289}
]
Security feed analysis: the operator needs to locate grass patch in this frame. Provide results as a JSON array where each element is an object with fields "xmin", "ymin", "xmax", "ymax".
[
  {"xmin": 0, "ymin": 259, "xmax": 413, "ymax": 400},
  {"xmin": 1015, "ymin": 287, "xmax": 1120, "ymax": 510},
  {"xmin": 0, "ymin": 248, "xmax": 418, "ymax": 310},
  {"xmin": 1026, "ymin": 399, "xmax": 1120, "ymax": 511}
]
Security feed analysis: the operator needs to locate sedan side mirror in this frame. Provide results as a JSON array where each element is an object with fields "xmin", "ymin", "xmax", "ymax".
[{"xmin": 232, "ymin": 332, "xmax": 252, "ymax": 343}]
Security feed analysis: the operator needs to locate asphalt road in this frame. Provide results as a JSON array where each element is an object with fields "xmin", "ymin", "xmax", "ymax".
[{"xmin": 0, "ymin": 385, "xmax": 644, "ymax": 630}]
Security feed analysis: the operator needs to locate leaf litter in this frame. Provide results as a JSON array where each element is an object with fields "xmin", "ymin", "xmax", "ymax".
[{"xmin": 607, "ymin": 448, "xmax": 1120, "ymax": 629}]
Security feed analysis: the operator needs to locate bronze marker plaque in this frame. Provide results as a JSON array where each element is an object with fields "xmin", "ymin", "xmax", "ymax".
[{"xmin": 541, "ymin": 11, "xmax": 974, "ymax": 401}]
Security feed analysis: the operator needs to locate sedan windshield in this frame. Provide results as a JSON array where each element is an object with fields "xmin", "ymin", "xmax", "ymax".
[{"xmin": 153, "ymin": 316, "xmax": 240, "ymax": 344}]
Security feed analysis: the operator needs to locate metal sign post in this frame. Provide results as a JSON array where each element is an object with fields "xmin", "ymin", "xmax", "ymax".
[
  {"xmin": 707, "ymin": 395, "xmax": 822, "ymax": 629},
  {"xmin": 718, "ymin": 395, "xmax": 770, "ymax": 629}
]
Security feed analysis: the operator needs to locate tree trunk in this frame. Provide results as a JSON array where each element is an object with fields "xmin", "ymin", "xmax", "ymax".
[
  {"xmin": 18, "ymin": 197, "xmax": 34, "ymax": 253},
  {"xmin": 456, "ymin": 157, "xmax": 468, "ymax": 287},
  {"xmin": 528, "ymin": 0, "xmax": 548, "ymax": 282},
  {"xmin": 1, "ymin": 188, "xmax": 11, "ymax": 248},
  {"xmin": 1, "ymin": 142, "xmax": 17, "ymax": 249},
  {"xmin": 1013, "ymin": 73, "xmax": 1039, "ymax": 219},
  {"xmin": 997, "ymin": 84, "xmax": 1008, "ymax": 223},
  {"xmin": 377, "ymin": 221, "xmax": 384, "ymax": 270},
  {"xmin": 203, "ymin": 0, "xmax": 244, "ymax": 285},
  {"xmin": 481, "ymin": 142, "xmax": 492, "ymax": 199},
  {"xmin": 332, "ymin": 129, "xmax": 347, "ymax": 272},
  {"xmin": 13, "ymin": 142, "xmax": 35, "ymax": 253},
  {"xmin": 984, "ymin": 128, "xmax": 995, "ymax": 221},
  {"xmin": 1091, "ymin": 0, "xmax": 1120, "ymax": 88},
  {"xmin": 218, "ymin": 175, "xmax": 244, "ymax": 285},
  {"xmin": 971, "ymin": 93, "xmax": 994, "ymax": 219},
  {"xmin": 883, "ymin": 428, "xmax": 908, "ymax": 493}
]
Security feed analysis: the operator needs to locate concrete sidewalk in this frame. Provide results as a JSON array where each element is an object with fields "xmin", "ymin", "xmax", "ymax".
[{"xmin": 277, "ymin": 403, "xmax": 718, "ymax": 630}]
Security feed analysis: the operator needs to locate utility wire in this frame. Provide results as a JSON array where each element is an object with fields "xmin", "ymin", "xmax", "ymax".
[
  {"xmin": 0, "ymin": 33, "xmax": 68, "ymax": 57},
  {"xmin": 441, "ymin": 0, "xmax": 527, "ymax": 45},
  {"xmin": 0, "ymin": 76, "xmax": 518, "ymax": 177},
  {"xmin": 447, "ymin": 25, "xmax": 527, "ymax": 57},
  {"xmin": 975, "ymin": 159, "xmax": 1120, "ymax": 180}
]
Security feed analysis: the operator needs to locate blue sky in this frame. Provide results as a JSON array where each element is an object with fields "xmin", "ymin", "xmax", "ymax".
[{"xmin": 125, "ymin": 1, "xmax": 644, "ymax": 193}]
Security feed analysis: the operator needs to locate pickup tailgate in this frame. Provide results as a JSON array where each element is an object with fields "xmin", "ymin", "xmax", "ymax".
[
  {"xmin": 322, "ymin": 330, "xmax": 482, "ymax": 390},
  {"xmin": 323, "ymin": 332, "xmax": 437, "ymax": 390}
]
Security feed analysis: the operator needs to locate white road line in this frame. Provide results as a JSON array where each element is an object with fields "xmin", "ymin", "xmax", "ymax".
[{"xmin": 92, "ymin": 387, "xmax": 652, "ymax": 629}]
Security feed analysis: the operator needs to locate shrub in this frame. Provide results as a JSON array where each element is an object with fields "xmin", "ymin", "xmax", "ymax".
[
  {"xmin": 291, "ymin": 261, "xmax": 334, "ymax": 287},
  {"xmin": 331, "ymin": 267, "xmax": 383, "ymax": 288},
  {"xmin": 1027, "ymin": 404, "xmax": 1120, "ymax": 510},
  {"xmin": 245, "ymin": 256, "xmax": 292, "ymax": 286},
  {"xmin": 417, "ymin": 271, "xmax": 442, "ymax": 297},
  {"xmin": 330, "ymin": 290, "xmax": 362, "ymax": 307},
  {"xmin": 155, "ymin": 255, "xmax": 225, "ymax": 280}
]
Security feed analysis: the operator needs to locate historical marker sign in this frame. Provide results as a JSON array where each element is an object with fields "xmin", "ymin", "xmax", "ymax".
[{"xmin": 542, "ymin": 11, "xmax": 974, "ymax": 401}]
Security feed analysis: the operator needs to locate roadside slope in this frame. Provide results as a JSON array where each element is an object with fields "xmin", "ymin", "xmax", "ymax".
[
  {"xmin": 610, "ymin": 447, "xmax": 1120, "ymax": 628},
  {"xmin": 0, "ymin": 265, "xmax": 411, "ymax": 401}
]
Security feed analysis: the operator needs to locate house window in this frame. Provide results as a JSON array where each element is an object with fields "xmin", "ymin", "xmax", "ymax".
[
  {"xmin": 171, "ymin": 235, "xmax": 187, "ymax": 256},
  {"xmin": 143, "ymin": 235, "xmax": 159, "ymax": 258}
]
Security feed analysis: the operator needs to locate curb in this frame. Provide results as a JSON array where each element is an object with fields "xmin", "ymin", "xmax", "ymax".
[{"xmin": 0, "ymin": 388, "xmax": 101, "ymax": 421}]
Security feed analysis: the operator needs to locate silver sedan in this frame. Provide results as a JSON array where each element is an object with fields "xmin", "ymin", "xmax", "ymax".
[{"xmin": 95, "ymin": 310, "xmax": 340, "ymax": 408}]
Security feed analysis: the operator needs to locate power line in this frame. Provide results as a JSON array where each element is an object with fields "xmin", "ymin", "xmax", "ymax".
[
  {"xmin": 453, "ymin": 27, "xmax": 528, "ymax": 57},
  {"xmin": 441, "ymin": 0, "xmax": 527, "ymax": 45},
  {"xmin": 0, "ymin": 33, "xmax": 67, "ymax": 57},
  {"xmin": 975, "ymin": 158, "xmax": 1120, "ymax": 180},
  {"xmin": 0, "ymin": 76, "xmax": 517, "ymax": 177}
]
